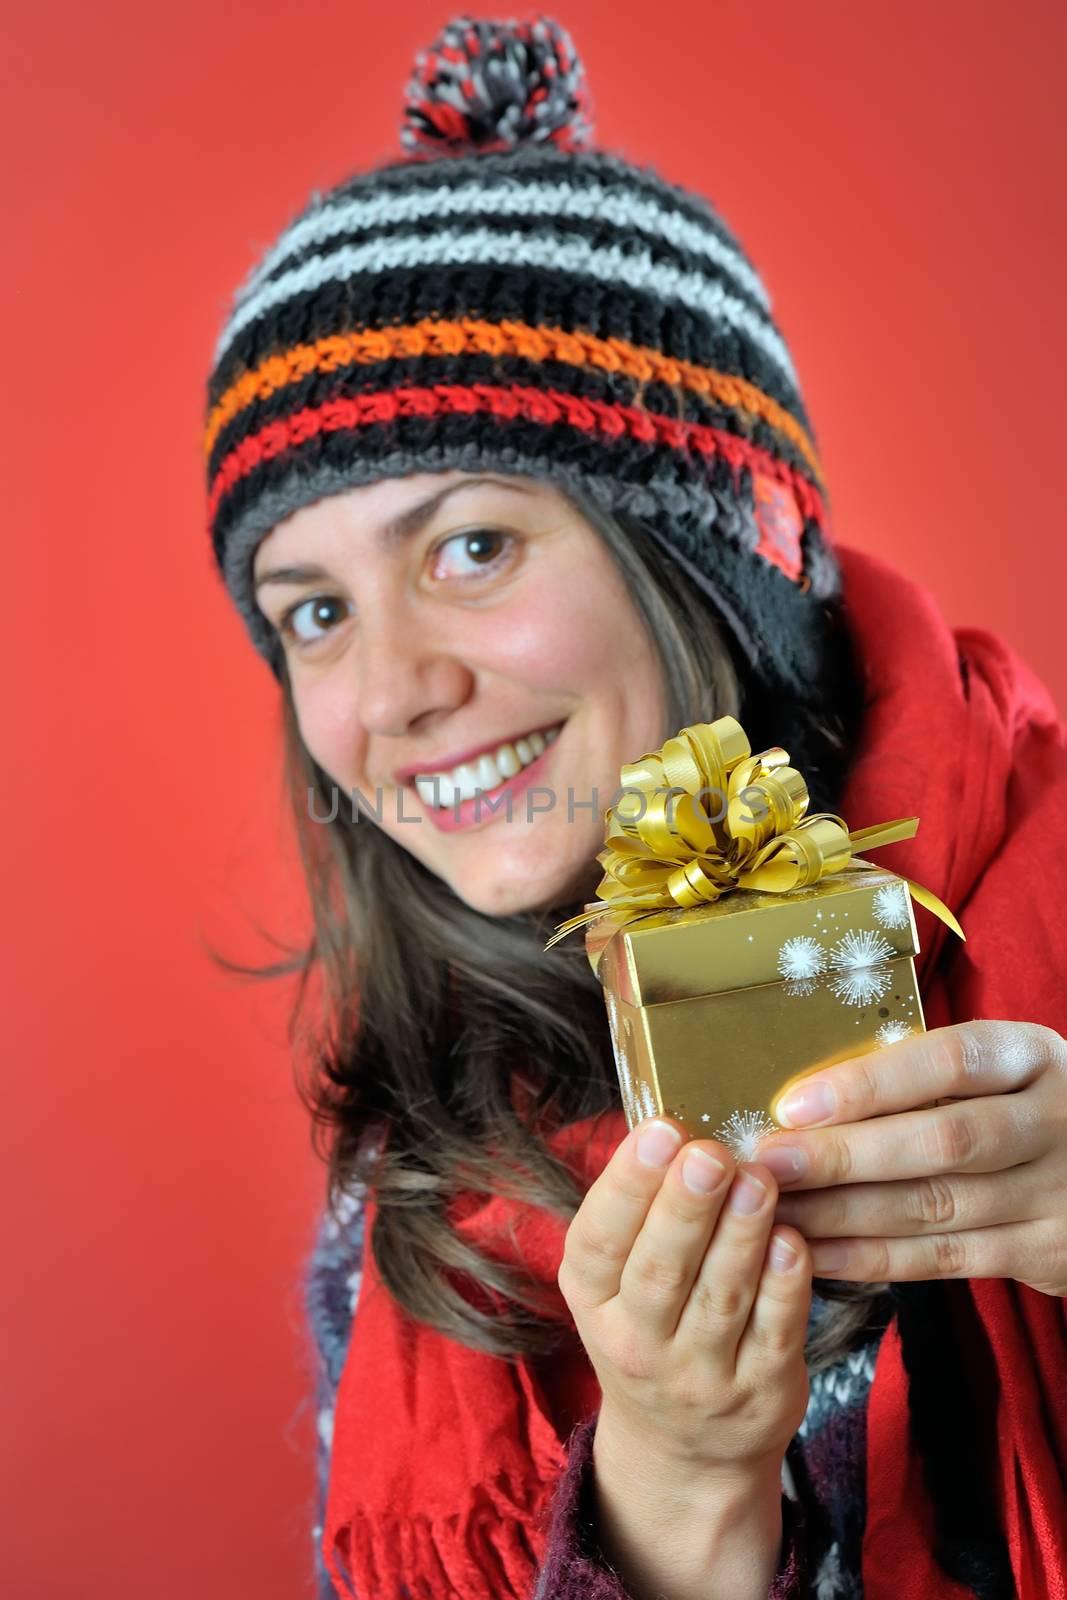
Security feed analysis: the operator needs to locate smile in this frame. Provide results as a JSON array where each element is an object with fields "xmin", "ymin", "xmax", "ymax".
[
  {"xmin": 411, "ymin": 722, "xmax": 564, "ymax": 835},
  {"xmin": 412, "ymin": 722, "xmax": 563, "ymax": 809}
]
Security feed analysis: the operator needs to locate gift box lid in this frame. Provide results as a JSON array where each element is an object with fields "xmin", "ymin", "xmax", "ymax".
[{"xmin": 586, "ymin": 864, "xmax": 921, "ymax": 1008}]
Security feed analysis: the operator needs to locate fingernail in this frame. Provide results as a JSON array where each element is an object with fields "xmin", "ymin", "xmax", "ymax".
[
  {"xmin": 769, "ymin": 1236, "xmax": 799, "ymax": 1273},
  {"xmin": 776, "ymin": 1080, "xmax": 836, "ymax": 1127},
  {"xmin": 635, "ymin": 1119, "xmax": 683, "ymax": 1168},
  {"xmin": 758, "ymin": 1145, "xmax": 808, "ymax": 1185},
  {"xmin": 728, "ymin": 1170, "xmax": 767, "ymax": 1214},
  {"xmin": 682, "ymin": 1147, "xmax": 727, "ymax": 1194},
  {"xmin": 811, "ymin": 1243, "xmax": 850, "ymax": 1273}
]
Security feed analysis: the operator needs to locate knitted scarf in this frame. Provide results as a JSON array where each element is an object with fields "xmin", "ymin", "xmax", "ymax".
[{"xmin": 322, "ymin": 542, "xmax": 1067, "ymax": 1600}]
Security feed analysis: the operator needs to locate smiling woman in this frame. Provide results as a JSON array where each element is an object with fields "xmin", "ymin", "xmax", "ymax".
[
  {"xmin": 201, "ymin": 13, "xmax": 1067, "ymax": 1600},
  {"xmin": 259, "ymin": 472, "xmax": 874, "ymax": 1595}
]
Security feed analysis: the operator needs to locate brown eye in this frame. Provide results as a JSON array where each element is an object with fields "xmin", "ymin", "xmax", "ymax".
[
  {"xmin": 280, "ymin": 594, "xmax": 351, "ymax": 646},
  {"xmin": 431, "ymin": 527, "xmax": 513, "ymax": 579},
  {"xmin": 464, "ymin": 529, "xmax": 503, "ymax": 562}
]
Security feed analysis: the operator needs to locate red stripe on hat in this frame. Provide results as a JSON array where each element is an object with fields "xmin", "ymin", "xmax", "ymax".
[{"xmin": 208, "ymin": 383, "xmax": 829, "ymax": 569}]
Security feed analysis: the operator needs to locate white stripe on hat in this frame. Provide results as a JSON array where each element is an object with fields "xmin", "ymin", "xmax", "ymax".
[
  {"xmin": 229, "ymin": 176, "xmax": 774, "ymax": 319},
  {"xmin": 213, "ymin": 224, "xmax": 799, "ymax": 394}
]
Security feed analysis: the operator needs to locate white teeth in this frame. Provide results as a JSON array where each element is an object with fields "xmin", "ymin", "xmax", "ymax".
[
  {"xmin": 415, "ymin": 772, "xmax": 460, "ymax": 806},
  {"xmin": 453, "ymin": 763, "xmax": 480, "ymax": 803},
  {"xmin": 413, "ymin": 722, "xmax": 563, "ymax": 809},
  {"xmin": 475, "ymin": 754, "xmax": 499, "ymax": 791}
]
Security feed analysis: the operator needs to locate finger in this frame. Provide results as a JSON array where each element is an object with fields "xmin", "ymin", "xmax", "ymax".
[
  {"xmin": 735, "ymin": 1227, "xmax": 813, "ymax": 1382},
  {"xmin": 674, "ymin": 1162, "xmax": 779, "ymax": 1360},
  {"xmin": 618, "ymin": 1138, "xmax": 736, "ymax": 1339},
  {"xmin": 768, "ymin": 1020, "xmax": 1058, "ymax": 1131},
  {"xmin": 803, "ymin": 1217, "xmax": 1067, "ymax": 1289},
  {"xmin": 560, "ymin": 1116, "xmax": 693, "ymax": 1310},
  {"xmin": 773, "ymin": 1164, "xmax": 1044, "ymax": 1238},
  {"xmin": 754, "ymin": 1087, "xmax": 1048, "ymax": 1194}
]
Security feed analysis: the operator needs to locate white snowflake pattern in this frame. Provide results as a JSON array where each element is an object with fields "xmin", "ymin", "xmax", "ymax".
[
  {"xmin": 712, "ymin": 1107, "xmax": 779, "ymax": 1161},
  {"xmin": 783, "ymin": 974, "xmax": 821, "ymax": 997},
  {"xmin": 828, "ymin": 963, "xmax": 894, "ymax": 1006},
  {"xmin": 829, "ymin": 929, "xmax": 895, "ymax": 970},
  {"xmin": 826, "ymin": 929, "xmax": 896, "ymax": 1007},
  {"xmin": 777, "ymin": 935, "xmax": 828, "ymax": 981},
  {"xmin": 875, "ymin": 1019, "xmax": 912, "ymax": 1045},
  {"xmin": 872, "ymin": 882, "xmax": 911, "ymax": 930},
  {"xmin": 777, "ymin": 934, "xmax": 829, "ymax": 997}
]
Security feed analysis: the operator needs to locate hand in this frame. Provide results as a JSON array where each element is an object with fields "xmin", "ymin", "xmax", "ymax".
[
  {"xmin": 754, "ymin": 1019, "xmax": 1067, "ymax": 1298},
  {"xmin": 557, "ymin": 1114, "xmax": 813, "ymax": 1478}
]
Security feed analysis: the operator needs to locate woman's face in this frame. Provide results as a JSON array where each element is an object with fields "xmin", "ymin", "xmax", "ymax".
[{"xmin": 251, "ymin": 470, "xmax": 668, "ymax": 917}]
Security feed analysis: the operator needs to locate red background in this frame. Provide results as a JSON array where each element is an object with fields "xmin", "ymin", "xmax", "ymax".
[{"xmin": 4, "ymin": 2, "xmax": 1064, "ymax": 1594}]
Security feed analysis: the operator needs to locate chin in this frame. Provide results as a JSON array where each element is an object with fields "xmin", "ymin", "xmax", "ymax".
[
  {"xmin": 451, "ymin": 878, "xmax": 557, "ymax": 919},
  {"xmin": 448, "ymin": 860, "xmax": 600, "ymax": 921}
]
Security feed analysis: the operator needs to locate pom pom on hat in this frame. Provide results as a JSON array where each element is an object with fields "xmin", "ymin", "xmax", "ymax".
[{"xmin": 400, "ymin": 12, "xmax": 595, "ymax": 157}]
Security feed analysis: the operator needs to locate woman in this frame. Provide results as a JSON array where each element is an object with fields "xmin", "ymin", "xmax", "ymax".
[{"xmin": 203, "ymin": 16, "xmax": 1067, "ymax": 1600}]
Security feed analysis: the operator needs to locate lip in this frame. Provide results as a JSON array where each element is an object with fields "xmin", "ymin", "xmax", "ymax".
[
  {"xmin": 391, "ymin": 721, "xmax": 563, "ymax": 786},
  {"xmin": 413, "ymin": 736, "xmax": 558, "ymax": 834}
]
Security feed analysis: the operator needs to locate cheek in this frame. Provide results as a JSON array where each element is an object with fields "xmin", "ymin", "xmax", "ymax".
[
  {"xmin": 293, "ymin": 679, "xmax": 370, "ymax": 781},
  {"xmin": 483, "ymin": 578, "xmax": 623, "ymax": 692}
]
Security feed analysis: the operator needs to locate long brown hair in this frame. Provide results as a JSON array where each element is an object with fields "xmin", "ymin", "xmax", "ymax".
[{"xmin": 212, "ymin": 485, "xmax": 889, "ymax": 1374}]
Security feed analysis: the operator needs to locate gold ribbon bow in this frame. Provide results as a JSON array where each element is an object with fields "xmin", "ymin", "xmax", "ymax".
[{"xmin": 544, "ymin": 716, "xmax": 965, "ymax": 950}]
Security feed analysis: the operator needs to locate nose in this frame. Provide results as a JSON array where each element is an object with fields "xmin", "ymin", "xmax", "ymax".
[{"xmin": 351, "ymin": 600, "xmax": 473, "ymax": 736}]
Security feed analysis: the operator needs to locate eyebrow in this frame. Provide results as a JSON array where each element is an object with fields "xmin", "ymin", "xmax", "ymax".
[{"xmin": 252, "ymin": 476, "xmax": 536, "ymax": 592}]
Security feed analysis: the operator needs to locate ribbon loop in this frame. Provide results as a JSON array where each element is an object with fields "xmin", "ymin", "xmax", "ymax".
[{"xmin": 543, "ymin": 715, "xmax": 966, "ymax": 952}]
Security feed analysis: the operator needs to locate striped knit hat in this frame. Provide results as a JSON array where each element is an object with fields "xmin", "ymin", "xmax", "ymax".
[{"xmin": 203, "ymin": 12, "xmax": 843, "ymax": 700}]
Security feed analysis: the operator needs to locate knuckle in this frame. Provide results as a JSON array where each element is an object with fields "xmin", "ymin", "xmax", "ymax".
[
  {"xmin": 568, "ymin": 1215, "xmax": 627, "ymax": 1272},
  {"xmin": 1045, "ymin": 1233, "xmax": 1067, "ymax": 1295},
  {"xmin": 627, "ymin": 1250, "xmax": 691, "ymax": 1298},
  {"xmin": 906, "ymin": 1175, "xmax": 958, "ymax": 1228},
  {"xmin": 953, "ymin": 1019, "xmax": 1067, "ymax": 1086},
  {"xmin": 923, "ymin": 1109, "xmax": 980, "ymax": 1170},
  {"xmin": 952, "ymin": 1023, "xmax": 986, "ymax": 1086},
  {"xmin": 819, "ymin": 1134, "xmax": 854, "ymax": 1185},
  {"xmin": 689, "ymin": 1272, "xmax": 748, "ymax": 1325},
  {"xmin": 866, "ymin": 1238, "xmax": 892, "ymax": 1280},
  {"xmin": 932, "ymin": 1229, "xmax": 969, "ymax": 1276},
  {"xmin": 820, "ymin": 1186, "xmax": 851, "ymax": 1231},
  {"xmin": 748, "ymin": 1319, "xmax": 799, "ymax": 1359},
  {"xmin": 853, "ymin": 1054, "xmax": 883, "ymax": 1112},
  {"xmin": 1040, "ymin": 1025, "xmax": 1067, "ymax": 1077},
  {"xmin": 1026, "ymin": 1228, "xmax": 1060, "ymax": 1287}
]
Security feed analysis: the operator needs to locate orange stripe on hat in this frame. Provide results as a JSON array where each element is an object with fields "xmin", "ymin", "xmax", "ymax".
[{"xmin": 203, "ymin": 316, "xmax": 825, "ymax": 488}]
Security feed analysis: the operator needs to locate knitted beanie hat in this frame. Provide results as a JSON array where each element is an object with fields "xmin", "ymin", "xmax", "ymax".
[{"xmin": 203, "ymin": 12, "xmax": 844, "ymax": 701}]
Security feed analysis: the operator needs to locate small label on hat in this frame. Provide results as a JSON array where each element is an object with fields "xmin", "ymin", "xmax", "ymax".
[{"xmin": 752, "ymin": 473, "xmax": 804, "ymax": 581}]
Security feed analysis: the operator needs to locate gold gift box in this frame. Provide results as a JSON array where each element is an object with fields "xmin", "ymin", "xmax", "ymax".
[{"xmin": 587, "ymin": 864, "xmax": 929, "ymax": 1158}]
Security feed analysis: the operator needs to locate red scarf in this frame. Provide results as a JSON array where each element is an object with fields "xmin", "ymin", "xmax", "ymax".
[{"xmin": 323, "ymin": 542, "xmax": 1067, "ymax": 1599}]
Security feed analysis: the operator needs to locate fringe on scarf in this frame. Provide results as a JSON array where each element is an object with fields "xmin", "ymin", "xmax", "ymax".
[{"xmin": 325, "ymin": 1476, "xmax": 559, "ymax": 1599}]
